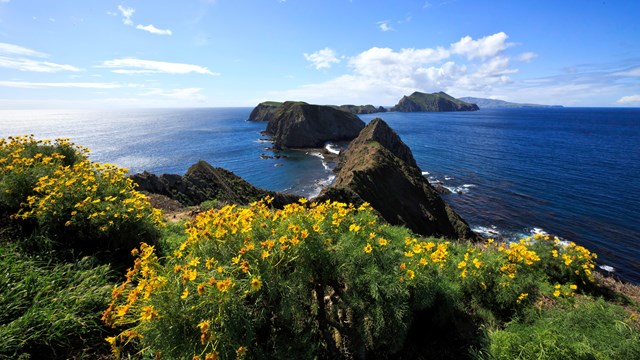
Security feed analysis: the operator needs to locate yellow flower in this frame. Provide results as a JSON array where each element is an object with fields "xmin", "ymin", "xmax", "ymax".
[
  {"xmin": 516, "ymin": 293, "xmax": 529, "ymax": 303},
  {"xmin": 378, "ymin": 237, "xmax": 388, "ymax": 246},
  {"xmin": 569, "ymin": 284, "xmax": 577, "ymax": 290},
  {"xmin": 349, "ymin": 223, "xmax": 361, "ymax": 232},
  {"xmin": 181, "ymin": 288, "xmax": 189, "ymax": 299},
  {"xmin": 250, "ymin": 277, "xmax": 262, "ymax": 291},
  {"xmin": 364, "ymin": 243, "xmax": 373, "ymax": 254},
  {"xmin": 553, "ymin": 290, "xmax": 561, "ymax": 297},
  {"xmin": 406, "ymin": 270, "xmax": 415, "ymax": 280}
]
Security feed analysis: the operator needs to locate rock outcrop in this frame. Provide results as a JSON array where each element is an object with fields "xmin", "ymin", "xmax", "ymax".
[
  {"xmin": 319, "ymin": 118, "xmax": 478, "ymax": 240},
  {"xmin": 391, "ymin": 91, "xmax": 479, "ymax": 112},
  {"xmin": 247, "ymin": 101, "xmax": 283, "ymax": 122},
  {"xmin": 333, "ymin": 104, "xmax": 387, "ymax": 115},
  {"xmin": 265, "ymin": 101, "xmax": 365, "ymax": 149},
  {"xmin": 131, "ymin": 160, "xmax": 299, "ymax": 208}
]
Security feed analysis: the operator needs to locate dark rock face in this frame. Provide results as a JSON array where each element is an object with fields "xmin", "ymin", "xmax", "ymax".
[
  {"xmin": 319, "ymin": 119, "xmax": 478, "ymax": 241},
  {"xmin": 131, "ymin": 160, "xmax": 299, "ymax": 208},
  {"xmin": 391, "ymin": 91, "xmax": 479, "ymax": 112},
  {"xmin": 247, "ymin": 101, "xmax": 283, "ymax": 122},
  {"xmin": 265, "ymin": 102, "xmax": 365, "ymax": 149}
]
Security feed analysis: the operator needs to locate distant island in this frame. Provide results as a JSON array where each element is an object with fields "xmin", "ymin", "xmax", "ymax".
[
  {"xmin": 459, "ymin": 97, "xmax": 563, "ymax": 108},
  {"xmin": 391, "ymin": 91, "xmax": 479, "ymax": 112},
  {"xmin": 248, "ymin": 101, "xmax": 386, "ymax": 121}
]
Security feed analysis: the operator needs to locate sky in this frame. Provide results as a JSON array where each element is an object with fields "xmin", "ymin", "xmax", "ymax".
[{"xmin": 0, "ymin": 0, "xmax": 639, "ymax": 108}]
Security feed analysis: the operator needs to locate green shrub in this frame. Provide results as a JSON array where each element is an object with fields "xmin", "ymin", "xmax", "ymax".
[
  {"xmin": 1, "ymin": 135, "xmax": 163, "ymax": 258},
  {"xmin": 104, "ymin": 199, "xmax": 444, "ymax": 359},
  {"xmin": 486, "ymin": 298, "xmax": 640, "ymax": 359},
  {"xmin": 0, "ymin": 243, "xmax": 113, "ymax": 359}
]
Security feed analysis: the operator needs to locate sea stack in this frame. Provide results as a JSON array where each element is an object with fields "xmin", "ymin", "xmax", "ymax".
[
  {"xmin": 391, "ymin": 91, "xmax": 479, "ymax": 112},
  {"xmin": 319, "ymin": 118, "xmax": 479, "ymax": 240},
  {"xmin": 265, "ymin": 101, "xmax": 365, "ymax": 149}
]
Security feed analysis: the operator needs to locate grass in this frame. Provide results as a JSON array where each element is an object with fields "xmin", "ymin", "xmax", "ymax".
[{"xmin": 0, "ymin": 243, "xmax": 114, "ymax": 359}]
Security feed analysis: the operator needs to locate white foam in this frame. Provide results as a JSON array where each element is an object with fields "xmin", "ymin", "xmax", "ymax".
[
  {"xmin": 421, "ymin": 171, "xmax": 430, "ymax": 176},
  {"xmin": 598, "ymin": 264, "xmax": 615, "ymax": 272},
  {"xmin": 462, "ymin": 184, "xmax": 476, "ymax": 188},
  {"xmin": 309, "ymin": 175, "xmax": 336, "ymax": 199},
  {"xmin": 325, "ymin": 143, "xmax": 340, "ymax": 155},
  {"xmin": 321, "ymin": 160, "xmax": 331, "ymax": 171},
  {"xmin": 472, "ymin": 225, "xmax": 501, "ymax": 237},
  {"xmin": 444, "ymin": 185, "xmax": 473, "ymax": 194},
  {"xmin": 444, "ymin": 176, "xmax": 453, "ymax": 180},
  {"xmin": 307, "ymin": 152, "xmax": 325, "ymax": 160}
]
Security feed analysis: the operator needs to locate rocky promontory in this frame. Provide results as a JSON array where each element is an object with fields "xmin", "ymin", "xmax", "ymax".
[
  {"xmin": 247, "ymin": 101, "xmax": 284, "ymax": 121},
  {"xmin": 131, "ymin": 160, "xmax": 299, "ymax": 208},
  {"xmin": 319, "ymin": 118, "xmax": 479, "ymax": 240},
  {"xmin": 391, "ymin": 91, "xmax": 479, "ymax": 112},
  {"xmin": 265, "ymin": 101, "xmax": 365, "ymax": 149}
]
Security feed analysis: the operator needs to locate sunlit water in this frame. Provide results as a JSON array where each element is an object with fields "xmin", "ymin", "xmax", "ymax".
[{"xmin": 2, "ymin": 107, "xmax": 639, "ymax": 283}]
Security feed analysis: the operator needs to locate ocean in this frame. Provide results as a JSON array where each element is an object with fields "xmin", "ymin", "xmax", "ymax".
[{"xmin": 1, "ymin": 107, "xmax": 639, "ymax": 283}]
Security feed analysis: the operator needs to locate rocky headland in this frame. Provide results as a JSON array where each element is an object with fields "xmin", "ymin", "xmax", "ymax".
[
  {"xmin": 247, "ymin": 101, "xmax": 284, "ymax": 122},
  {"xmin": 265, "ymin": 101, "xmax": 365, "ymax": 149},
  {"xmin": 391, "ymin": 91, "xmax": 479, "ymax": 112},
  {"xmin": 318, "ymin": 118, "xmax": 479, "ymax": 240},
  {"xmin": 131, "ymin": 160, "xmax": 299, "ymax": 208}
]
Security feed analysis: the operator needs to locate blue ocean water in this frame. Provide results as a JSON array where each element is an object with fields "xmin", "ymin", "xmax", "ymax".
[{"xmin": 1, "ymin": 107, "xmax": 639, "ymax": 283}]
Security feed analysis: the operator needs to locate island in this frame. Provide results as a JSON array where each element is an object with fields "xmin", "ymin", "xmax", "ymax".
[{"xmin": 391, "ymin": 91, "xmax": 479, "ymax": 112}]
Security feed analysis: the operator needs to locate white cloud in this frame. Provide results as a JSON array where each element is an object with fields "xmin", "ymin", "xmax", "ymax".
[
  {"xmin": 0, "ymin": 0, "xmax": 10, "ymax": 3},
  {"xmin": 274, "ymin": 32, "xmax": 521, "ymax": 105},
  {"xmin": 378, "ymin": 20, "xmax": 394, "ymax": 32},
  {"xmin": 142, "ymin": 87, "xmax": 206, "ymax": 101},
  {"xmin": 0, "ymin": 42, "xmax": 48, "ymax": 58},
  {"xmin": 613, "ymin": 67, "xmax": 640, "ymax": 77},
  {"xmin": 117, "ymin": 5, "xmax": 135, "ymax": 25},
  {"xmin": 0, "ymin": 56, "xmax": 81, "ymax": 72},
  {"xmin": 0, "ymin": 43, "xmax": 80, "ymax": 72},
  {"xmin": 0, "ymin": 81, "xmax": 125, "ymax": 89},
  {"xmin": 303, "ymin": 48, "xmax": 340, "ymax": 70},
  {"xmin": 136, "ymin": 24, "xmax": 173, "ymax": 36},
  {"xmin": 517, "ymin": 52, "xmax": 538, "ymax": 62},
  {"xmin": 616, "ymin": 94, "xmax": 640, "ymax": 104},
  {"xmin": 450, "ymin": 32, "xmax": 511, "ymax": 60},
  {"xmin": 101, "ymin": 58, "xmax": 219, "ymax": 75}
]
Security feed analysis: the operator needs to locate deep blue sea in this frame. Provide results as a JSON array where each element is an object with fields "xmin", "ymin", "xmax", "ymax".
[{"xmin": 1, "ymin": 107, "xmax": 639, "ymax": 283}]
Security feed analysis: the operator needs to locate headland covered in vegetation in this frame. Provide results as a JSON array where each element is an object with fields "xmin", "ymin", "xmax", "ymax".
[{"xmin": 1, "ymin": 109, "xmax": 640, "ymax": 359}]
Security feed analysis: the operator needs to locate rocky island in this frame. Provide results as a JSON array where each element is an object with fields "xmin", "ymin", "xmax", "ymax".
[
  {"xmin": 331, "ymin": 104, "xmax": 387, "ymax": 114},
  {"xmin": 391, "ymin": 91, "xmax": 479, "ymax": 112},
  {"xmin": 459, "ymin": 96, "xmax": 563, "ymax": 108},
  {"xmin": 247, "ymin": 101, "xmax": 284, "ymax": 122},
  {"xmin": 264, "ymin": 101, "xmax": 365, "ymax": 149},
  {"xmin": 318, "ymin": 118, "xmax": 479, "ymax": 240}
]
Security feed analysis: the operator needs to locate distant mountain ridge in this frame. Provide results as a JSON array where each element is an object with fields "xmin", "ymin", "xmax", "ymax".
[
  {"xmin": 459, "ymin": 97, "xmax": 563, "ymax": 108},
  {"xmin": 391, "ymin": 91, "xmax": 479, "ymax": 112}
]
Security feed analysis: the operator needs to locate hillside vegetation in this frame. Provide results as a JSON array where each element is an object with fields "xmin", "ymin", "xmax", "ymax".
[{"xmin": 1, "ymin": 136, "xmax": 639, "ymax": 359}]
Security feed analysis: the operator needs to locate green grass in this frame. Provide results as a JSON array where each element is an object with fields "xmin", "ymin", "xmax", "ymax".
[
  {"xmin": 484, "ymin": 298, "xmax": 640, "ymax": 359},
  {"xmin": 0, "ymin": 243, "xmax": 114, "ymax": 359}
]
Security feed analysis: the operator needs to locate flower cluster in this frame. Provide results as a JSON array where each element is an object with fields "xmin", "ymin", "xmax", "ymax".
[{"xmin": 1, "ymin": 135, "xmax": 162, "ymax": 254}]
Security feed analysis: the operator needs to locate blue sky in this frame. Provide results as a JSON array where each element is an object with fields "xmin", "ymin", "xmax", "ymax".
[{"xmin": 0, "ymin": 0, "xmax": 639, "ymax": 108}]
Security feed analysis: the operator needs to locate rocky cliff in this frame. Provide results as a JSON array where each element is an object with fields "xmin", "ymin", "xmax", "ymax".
[
  {"xmin": 319, "ymin": 118, "xmax": 478, "ymax": 240},
  {"xmin": 265, "ymin": 101, "xmax": 365, "ymax": 149},
  {"xmin": 391, "ymin": 91, "xmax": 479, "ymax": 112},
  {"xmin": 131, "ymin": 160, "xmax": 299, "ymax": 208},
  {"xmin": 247, "ymin": 101, "xmax": 284, "ymax": 122}
]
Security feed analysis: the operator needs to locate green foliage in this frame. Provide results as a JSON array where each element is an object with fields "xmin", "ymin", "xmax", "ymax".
[
  {"xmin": 486, "ymin": 298, "xmax": 640, "ymax": 359},
  {"xmin": 0, "ymin": 243, "xmax": 113, "ymax": 359},
  {"xmin": 0, "ymin": 135, "xmax": 85, "ymax": 212},
  {"xmin": 1, "ymin": 135, "xmax": 163, "ymax": 259}
]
